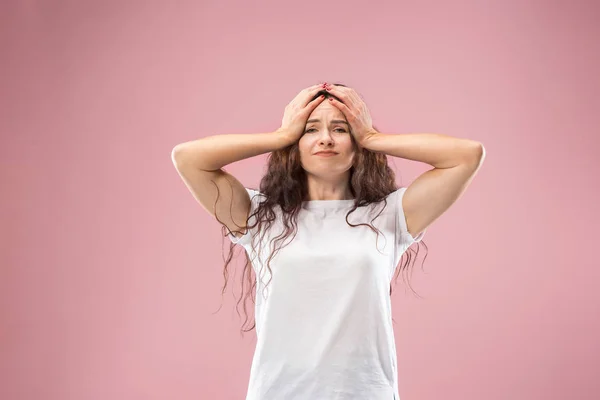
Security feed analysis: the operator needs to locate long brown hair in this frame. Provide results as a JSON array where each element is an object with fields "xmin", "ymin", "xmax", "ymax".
[{"xmin": 213, "ymin": 83, "xmax": 427, "ymax": 336}]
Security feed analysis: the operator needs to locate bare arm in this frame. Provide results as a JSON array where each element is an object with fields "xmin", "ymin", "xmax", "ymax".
[
  {"xmin": 171, "ymin": 130, "xmax": 292, "ymax": 171},
  {"xmin": 171, "ymin": 131, "xmax": 292, "ymax": 239},
  {"xmin": 171, "ymin": 83, "xmax": 326, "ymax": 238},
  {"xmin": 363, "ymin": 132, "xmax": 485, "ymax": 238}
]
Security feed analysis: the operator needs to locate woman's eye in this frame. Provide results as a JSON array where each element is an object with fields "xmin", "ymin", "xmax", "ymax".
[{"xmin": 304, "ymin": 128, "xmax": 346, "ymax": 133}]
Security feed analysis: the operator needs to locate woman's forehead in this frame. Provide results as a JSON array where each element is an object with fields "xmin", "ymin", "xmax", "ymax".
[{"xmin": 308, "ymin": 102, "xmax": 346, "ymax": 121}]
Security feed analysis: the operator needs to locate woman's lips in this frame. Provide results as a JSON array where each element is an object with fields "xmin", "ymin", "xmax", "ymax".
[{"xmin": 315, "ymin": 152, "xmax": 338, "ymax": 157}]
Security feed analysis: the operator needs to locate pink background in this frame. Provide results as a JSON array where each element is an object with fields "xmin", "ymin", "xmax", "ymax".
[{"xmin": 2, "ymin": 1, "xmax": 599, "ymax": 399}]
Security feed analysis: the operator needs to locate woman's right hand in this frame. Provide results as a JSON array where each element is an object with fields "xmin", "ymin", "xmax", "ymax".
[{"xmin": 276, "ymin": 83, "xmax": 327, "ymax": 145}]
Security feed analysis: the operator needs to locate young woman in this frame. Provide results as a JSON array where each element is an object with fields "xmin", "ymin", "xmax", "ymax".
[{"xmin": 171, "ymin": 82, "xmax": 485, "ymax": 400}]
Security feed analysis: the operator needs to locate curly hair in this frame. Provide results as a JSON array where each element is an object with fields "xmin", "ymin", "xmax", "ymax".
[{"xmin": 213, "ymin": 83, "xmax": 427, "ymax": 336}]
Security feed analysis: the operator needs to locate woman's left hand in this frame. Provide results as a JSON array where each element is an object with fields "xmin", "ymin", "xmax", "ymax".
[{"xmin": 325, "ymin": 84, "xmax": 379, "ymax": 148}]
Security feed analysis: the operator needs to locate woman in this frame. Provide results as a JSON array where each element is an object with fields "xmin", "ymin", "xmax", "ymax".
[{"xmin": 171, "ymin": 82, "xmax": 485, "ymax": 400}]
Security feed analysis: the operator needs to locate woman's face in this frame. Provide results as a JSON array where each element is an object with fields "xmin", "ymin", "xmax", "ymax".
[{"xmin": 298, "ymin": 99, "xmax": 356, "ymax": 178}]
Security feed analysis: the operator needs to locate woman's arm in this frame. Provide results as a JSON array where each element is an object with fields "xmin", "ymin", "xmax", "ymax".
[
  {"xmin": 362, "ymin": 132, "xmax": 483, "ymax": 169},
  {"xmin": 323, "ymin": 83, "xmax": 485, "ymax": 238},
  {"xmin": 171, "ymin": 131, "xmax": 293, "ymax": 237},
  {"xmin": 363, "ymin": 132, "xmax": 485, "ymax": 239},
  {"xmin": 172, "ymin": 130, "xmax": 292, "ymax": 171}
]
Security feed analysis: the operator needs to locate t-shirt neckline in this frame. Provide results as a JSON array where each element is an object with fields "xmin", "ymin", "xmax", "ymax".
[{"xmin": 301, "ymin": 198, "xmax": 356, "ymax": 210}]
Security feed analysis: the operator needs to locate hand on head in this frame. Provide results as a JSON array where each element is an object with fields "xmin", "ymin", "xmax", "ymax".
[
  {"xmin": 324, "ymin": 84, "xmax": 377, "ymax": 147},
  {"xmin": 276, "ymin": 83, "xmax": 377, "ymax": 148},
  {"xmin": 276, "ymin": 83, "xmax": 329, "ymax": 144}
]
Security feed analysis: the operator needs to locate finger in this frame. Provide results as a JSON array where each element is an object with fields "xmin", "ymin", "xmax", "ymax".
[
  {"xmin": 347, "ymin": 89, "xmax": 364, "ymax": 106},
  {"xmin": 289, "ymin": 85, "xmax": 324, "ymax": 108},
  {"xmin": 300, "ymin": 95, "xmax": 326, "ymax": 119},
  {"xmin": 304, "ymin": 94, "xmax": 326, "ymax": 114},
  {"xmin": 331, "ymin": 88, "xmax": 363, "ymax": 113},
  {"xmin": 328, "ymin": 85, "xmax": 361, "ymax": 104},
  {"xmin": 327, "ymin": 96, "xmax": 351, "ymax": 117},
  {"xmin": 326, "ymin": 84, "xmax": 352, "ymax": 103},
  {"xmin": 301, "ymin": 87, "xmax": 328, "ymax": 108}
]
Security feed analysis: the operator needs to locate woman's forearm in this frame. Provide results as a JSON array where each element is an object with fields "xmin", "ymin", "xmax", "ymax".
[
  {"xmin": 172, "ymin": 131, "xmax": 291, "ymax": 171},
  {"xmin": 363, "ymin": 132, "xmax": 484, "ymax": 169}
]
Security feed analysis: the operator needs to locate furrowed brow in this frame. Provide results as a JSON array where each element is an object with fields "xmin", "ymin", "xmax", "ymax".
[{"xmin": 306, "ymin": 119, "xmax": 349, "ymax": 126}]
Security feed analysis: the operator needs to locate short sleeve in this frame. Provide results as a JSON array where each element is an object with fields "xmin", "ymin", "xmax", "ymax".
[
  {"xmin": 392, "ymin": 186, "xmax": 425, "ymax": 247},
  {"xmin": 226, "ymin": 187, "xmax": 262, "ymax": 247}
]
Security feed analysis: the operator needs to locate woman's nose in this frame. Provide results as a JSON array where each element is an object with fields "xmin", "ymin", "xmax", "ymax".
[{"xmin": 319, "ymin": 133, "xmax": 333, "ymax": 141}]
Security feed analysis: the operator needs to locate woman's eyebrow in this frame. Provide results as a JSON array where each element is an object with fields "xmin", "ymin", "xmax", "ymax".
[{"xmin": 306, "ymin": 119, "xmax": 349, "ymax": 126}]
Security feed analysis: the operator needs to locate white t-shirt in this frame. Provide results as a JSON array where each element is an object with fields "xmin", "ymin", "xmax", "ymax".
[{"xmin": 227, "ymin": 187, "xmax": 425, "ymax": 400}]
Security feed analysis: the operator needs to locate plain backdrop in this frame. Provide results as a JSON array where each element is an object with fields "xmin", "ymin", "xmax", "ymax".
[{"xmin": 1, "ymin": 1, "xmax": 599, "ymax": 399}]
